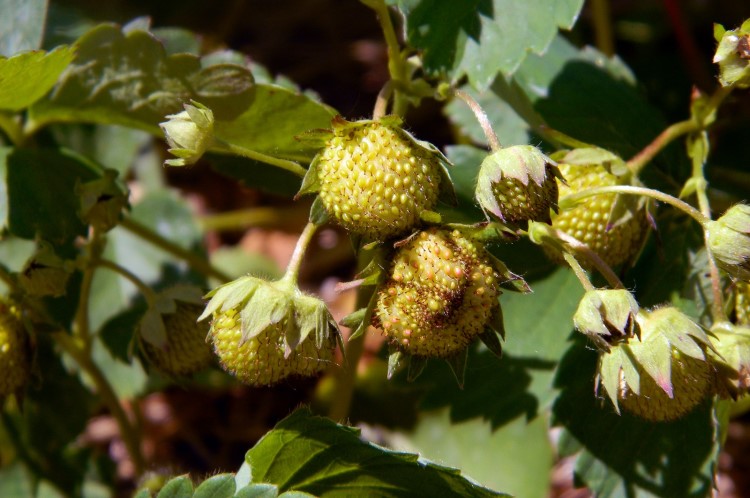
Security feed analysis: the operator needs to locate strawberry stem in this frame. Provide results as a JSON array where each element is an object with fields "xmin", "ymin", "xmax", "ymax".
[
  {"xmin": 53, "ymin": 331, "xmax": 146, "ymax": 477},
  {"xmin": 214, "ymin": 140, "xmax": 308, "ymax": 178},
  {"xmin": 688, "ymin": 134, "xmax": 727, "ymax": 321},
  {"xmin": 282, "ymin": 221, "xmax": 319, "ymax": 284},
  {"xmin": 373, "ymin": 80, "xmax": 394, "ymax": 120},
  {"xmin": 452, "ymin": 89, "xmax": 502, "ymax": 151},
  {"xmin": 95, "ymin": 259, "xmax": 157, "ymax": 305},
  {"xmin": 562, "ymin": 185, "xmax": 710, "ymax": 226},
  {"xmin": 369, "ymin": 0, "xmax": 409, "ymax": 116},
  {"xmin": 626, "ymin": 84, "xmax": 733, "ymax": 176},
  {"xmin": 562, "ymin": 251, "xmax": 597, "ymax": 291}
]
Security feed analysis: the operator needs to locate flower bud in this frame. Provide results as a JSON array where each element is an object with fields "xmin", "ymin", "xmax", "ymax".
[
  {"xmin": 573, "ymin": 289, "xmax": 639, "ymax": 351},
  {"xmin": 160, "ymin": 101, "xmax": 215, "ymax": 166},
  {"xmin": 713, "ymin": 20, "xmax": 750, "ymax": 88},
  {"xmin": 597, "ymin": 307, "xmax": 714, "ymax": 421},
  {"xmin": 475, "ymin": 145, "xmax": 560, "ymax": 226},
  {"xmin": 706, "ymin": 204, "xmax": 750, "ymax": 280}
]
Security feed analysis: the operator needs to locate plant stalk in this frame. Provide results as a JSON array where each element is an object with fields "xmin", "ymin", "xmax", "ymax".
[
  {"xmin": 283, "ymin": 221, "xmax": 319, "ymax": 284},
  {"xmin": 120, "ymin": 217, "xmax": 231, "ymax": 283},
  {"xmin": 452, "ymin": 89, "xmax": 501, "ymax": 151},
  {"xmin": 214, "ymin": 140, "xmax": 308, "ymax": 178},
  {"xmin": 54, "ymin": 332, "xmax": 146, "ymax": 476},
  {"xmin": 95, "ymin": 259, "xmax": 157, "ymax": 304},
  {"xmin": 370, "ymin": 1, "xmax": 409, "ymax": 116},
  {"xmin": 561, "ymin": 184, "xmax": 709, "ymax": 226}
]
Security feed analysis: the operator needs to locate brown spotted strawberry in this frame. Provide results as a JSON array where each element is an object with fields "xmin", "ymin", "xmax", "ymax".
[
  {"xmin": 374, "ymin": 228, "xmax": 505, "ymax": 358},
  {"xmin": 298, "ymin": 116, "xmax": 453, "ymax": 241}
]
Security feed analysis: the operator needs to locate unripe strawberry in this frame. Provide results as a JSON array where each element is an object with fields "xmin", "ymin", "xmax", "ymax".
[
  {"xmin": 735, "ymin": 281, "xmax": 750, "ymax": 325},
  {"xmin": 475, "ymin": 145, "xmax": 560, "ymax": 226},
  {"xmin": 0, "ymin": 302, "xmax": 31, "ymax": 396},
  {"xmin": 141, "ymin": 303, "xmax": 213, "ymax": 376},
  {"xmin": 200, "ymin": 276, "xmax": 340, "ymax": 386},
  {"xmin": 709, "ymin": 322, "xmax": 750, "ymax": 397},
  {"xmin": 598, "ymin": 307, "xmax": 714, "ymax": 421},
  {"xmin": 374, "ymin": 228, "xmax": 502, "ymax": 358},
  {"xmin": 210, "ymin": 308, "xmax": 335, "ymax": 386},
  {"xmin": 300, "ymin": 116, "xmax": 452, "ymax": 241},
  {"xmin": 549, "ymin": 149, "xmax": 649, "ymax": 268}
]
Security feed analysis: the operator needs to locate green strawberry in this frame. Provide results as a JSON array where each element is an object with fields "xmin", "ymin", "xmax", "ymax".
[
  {"xmin": 300, "ymin": 116, "xmax": 452, "ymax": 241},
  {"xmin": 598, "ymin": 307, "xmax": 714, "ymax": 421},
  {"xmin": 475, "ymin": 145, "xmax": 561, "ymax": 226},
  {"xmin": 210, "ymin": 308, "xmax": 335, "ymax": 386},
  {"xmin": 0, "ymin": 301, "xmax": 30, "ymax": 396},
  {"xmin": 374, "ymin": 228, "xmax": 502, "ymax": 358},
  {"xmin": 550, "ymin": 150, "xmax": 650, "ymax": 268},
  {"xmin": 141, "ymin": 303, "xmax": 213, "ymax": 376},
  {"xmin": 735, "ymin": 281, "xmax": 750, "ymax": 325},
  {"xmin": 201, "ymin": 275, "xmax": 340, "ymax": 386}
]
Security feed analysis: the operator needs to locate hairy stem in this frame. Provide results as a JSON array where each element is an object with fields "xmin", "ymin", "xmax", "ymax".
[
  {"xmin": 627, "ymin": 85, "xmax": 733, "ymax": 175},
  {"xmin": 74, "ymin": 228, "xmax": 105, "ymax": 352},
  {"xmin": 452, "ymin": 89, "xmax": 501, "ymax": 151},
  {"xmin": 551, "ymin": 228, "xmax": 625, "ymax": 289},
  {"xmin": 562, "ymin": 251, "xmax": 596, "ymax": 291},
  {"xmin": 215, "ymin": 141, "xmax": 307, "ymax": 178},
  {"xmin": 561, "ymin": 184, "xmax": 709, "ymax": 226},
  {"xmin": 95, "ymin": 259, "xmax": 157, "ymax": 304},
  {"xmin": 120, "ymin": 217, "xmax": 231, "ymax": 283},
  {"xmin": 370, "ymin": 1, "xmax": 408, "ymax": 116},
  {"xmin": 690, "ymin": 137, "xmax": 726, "ymax": 321},
  {"xmin": 283, "ymin": 222, "xmax": 319, "ymax": 284},
  {"xmin": 373, "ymin": 80, "xmax": 394, "ymax": 120},
  {"xmin": 54, "ymin": 332, "xmax": 145, "ymax": 476},
  {"xmin": 199, "ymin": 206, "xmax": 308, "ymax": 231}
]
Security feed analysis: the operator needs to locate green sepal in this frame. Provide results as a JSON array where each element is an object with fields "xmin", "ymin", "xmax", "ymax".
[
  {"xmin": 487, "ymin": 253, "xmax": 531, "ymax": 293},
  {"xmin": 139, "ymin": 306, "xmax": 168, "ymax": 349},
  {"xmin": 436, "ymin": 158, "xmax": 458, "ymax": 206},
  {"xmin": 349, "ymin": 290, "xmax": 378, "ymax": 341},
  {"xmin": 445, "ymin": 348, "xmax": 469, "ymax": 389},
  {"xmin": 489, "ymin": 304, "xmax": 506, "ymax": 341},
  {"xmin": 714, "ymin": 23, "xmax": 726, "ymax": 42},
  {"xmin": 340, "ymin": 308, "xmax": 367, "ymax": 329},
  {"xmin": 294, "ymin": 127, "xmax": 334, "ymax": 148},
  {"xmin": 387, "ymin": 347, "xmax": 405, "ymax": 380},
  {"xmin": 308, "ymin": 196, "xmax": 329, "ymax": 225},
  {"xmin": 198, "ymin": 275, "xmax": 261, "ymax": 320},
  {"xmin": 296, "ymin": 154, "xmax": 322, "ymax": 198},
  {"xmin": 598, "ymin": 348, "xmax": 625, "ymax": 413},
  {"xmin": 354, "ymin": 250, "xmax": 387, "ymax": 287},
  {"xmin": 479, "ymin": 329, "xmax": 503, "ymax": 358},
  {"xmin": 407, "ymin": 355, "xmax": 427, "ymax": 382}
]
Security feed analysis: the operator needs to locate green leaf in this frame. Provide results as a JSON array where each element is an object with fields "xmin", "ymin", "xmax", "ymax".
[
  {"xmin": 495, "ymin": 36, "xmax": 685, "ymax": 182},
  {"xmin": 0, "ymin": 463, "xmax": 35, "ymax": 498},
  {"xmin": 193, "ymin": 474, "xmax": 235, "ymax": 498},
  {"xmin": 235, "ymin": 484, "xmax": 279, "ymax": 498},
  {"xmin": 246, "ymin": 408, "xmax": 509, "ymax": 497},
  {"xmin": 395, "ymin": 0, "xmax": 584, "ymax": 89},
  {"xmin": 0, "ymin": 47, "xmax": 75, "ymax": 111},
  {"xmin": 389, "ymin": 409, "xmax": 553, "ymax": 498},
  {"xmin": 209, "ymin": 155, "xmax": 303, "ymax": 197},
  {"xmin": 213, "ymin": 84, "xmax": 336, "ymax": 162},
  {"xmin": 157, "ymin": 475, "xmax": 194, "ymax": 498},
  {"xmin": 28, "ymin": 23, "xmax": 254, "ymax": 133},
  {"xmin": 553, "ymin": 337, "xmax": 718, "ymax": 497},
  {"xmin": 0, "ymin": 0, "xmax": 48, "ymax": 55},
  {"xmin": 1, "ymin": 147, "xmax": 99, "ymax": 243}
]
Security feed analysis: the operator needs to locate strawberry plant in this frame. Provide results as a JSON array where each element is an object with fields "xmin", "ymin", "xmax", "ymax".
[{"xmin": 1, "ymin": 1, "xmax": 750, "ymax": 497}]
